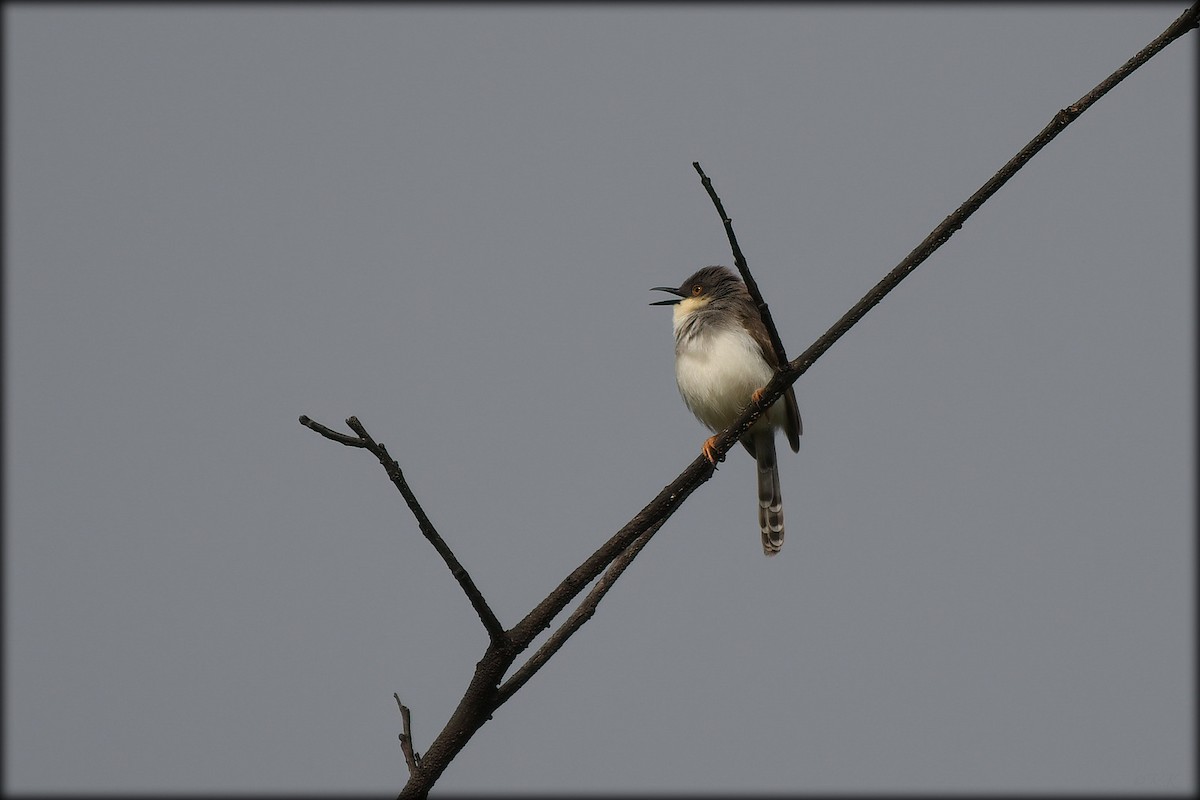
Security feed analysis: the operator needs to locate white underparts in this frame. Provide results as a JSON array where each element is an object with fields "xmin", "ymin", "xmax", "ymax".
[{"xmin": 671, "ymin": 304, "xmax": 785, "ymax": 435}]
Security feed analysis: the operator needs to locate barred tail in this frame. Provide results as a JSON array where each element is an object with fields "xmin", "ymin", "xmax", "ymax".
[{"xmin": 755, "ymin": 433, "xmax": 784, "ymax": 556}]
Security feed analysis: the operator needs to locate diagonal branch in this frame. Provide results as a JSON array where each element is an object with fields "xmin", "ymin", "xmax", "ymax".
[
  {"xmin": 496, "ymin": 520, "xmax": 663, "ymax": 704},
  {"xmin": 299, "ymin": 414, "xmax": 508, "ymax": 645},
  {"xmin": 345, "ymin": 417, "xmax": 508, "ymax": 645},
  {"xmin": 505, "ymin": 463, "xmax": 713, "ymax": 649},
  {"xmin": 693, "ymin": 161, "xmax": 790, "ymax": 370}
]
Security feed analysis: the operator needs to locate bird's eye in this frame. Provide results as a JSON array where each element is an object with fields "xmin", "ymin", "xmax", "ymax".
[{"xmin": 691, "ymin": 284, "xmax": 704, "ymax": 296}]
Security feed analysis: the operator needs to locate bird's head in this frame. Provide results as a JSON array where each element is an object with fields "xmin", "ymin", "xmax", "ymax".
[{"xmin": 650, "ymin": 265, "xmax": 742, "ymax": 315}]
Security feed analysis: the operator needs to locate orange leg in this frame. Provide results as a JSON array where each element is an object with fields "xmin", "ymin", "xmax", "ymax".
[
  {"xmin": 751, "ymin": 387, "xmax": 766, "ymax": 405},
  {"xmin": 702, "ymin": 435, "xmax": 722, "ymax": 465}
]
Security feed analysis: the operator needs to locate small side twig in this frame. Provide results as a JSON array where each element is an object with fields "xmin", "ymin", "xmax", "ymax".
[{"xmin": 394, "ymin": 694, "xmax": 422, "ymax": 775}]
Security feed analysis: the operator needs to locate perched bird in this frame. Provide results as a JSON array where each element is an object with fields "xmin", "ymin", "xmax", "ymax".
[{"xmin": 651, "ymin": 266, "xmax": 802, "ymax": 555}]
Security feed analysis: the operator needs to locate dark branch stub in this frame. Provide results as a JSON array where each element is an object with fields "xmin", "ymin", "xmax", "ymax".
[{"xmin": 395, "ymin": 694, "xmax": 421, "ymax": 775}]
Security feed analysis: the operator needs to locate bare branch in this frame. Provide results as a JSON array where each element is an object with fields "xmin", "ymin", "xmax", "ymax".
[
  {"xmin": 497, "ymin": 520, "xmax": 663, "ymax": 704},
  {"xmin": 301, "ymin": 415, "xmax": 508, "ymax": 645},
  {"xmin": 506, "ymin": 461, "xmax": 714, "ymax": 649},
  {"xmin": 347, "ymin": 417, "xmax": 508, "ymax": 645},
  {"xmin": 394, "ymin": 694, "xmax": 422, "ymax": 775},
  {"xmin": 692, "ymin": 162, "xmax": 790, "ymax": 370}
]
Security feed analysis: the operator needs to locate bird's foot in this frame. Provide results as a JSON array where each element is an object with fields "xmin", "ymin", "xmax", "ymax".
[
  {"xmin": 702, "ymin": 435, "xmax": 722, "ymax": 465},
  {"xmin": 751, "ymin": 387, "xmax": 766, "ymax": 405}
]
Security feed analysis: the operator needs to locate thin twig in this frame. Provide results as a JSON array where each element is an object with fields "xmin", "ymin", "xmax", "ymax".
[
  {"xmin": 301, "ymin": 415, "xmax": 508, "ymax": 644},
  {"xmin": 344, "ymin": 417, "xmax": 508, "ymax": 645},
  {"xmin": 395, "ymin": 694, "xmax": 422, "ymax": 775},
  {"xmin": 692, "ymin": 162, "xmax": 789, "ymax": 369},
  {"xmin": 299, "ymin": 415, "xmax": 367, "ymax": 447}
]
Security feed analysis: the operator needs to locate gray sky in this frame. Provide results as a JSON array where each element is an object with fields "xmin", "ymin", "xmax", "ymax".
[{"xmin": 5, "ymin": 4, "xmax": 1193, "ymax": 795}]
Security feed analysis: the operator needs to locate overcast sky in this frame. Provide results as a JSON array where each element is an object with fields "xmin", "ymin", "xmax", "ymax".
[{"xmin": 6, "ymin": 4, "xmax": 1194, "ymax": 795}]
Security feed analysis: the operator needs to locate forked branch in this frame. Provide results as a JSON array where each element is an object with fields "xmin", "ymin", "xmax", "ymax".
[
  {"xmin": 298, "ymin": 6, "xmax": 1198, "ymax": 797},
  {"xmin": 497, "ymin": 520, "xmax": 663, "ymax": 703}
]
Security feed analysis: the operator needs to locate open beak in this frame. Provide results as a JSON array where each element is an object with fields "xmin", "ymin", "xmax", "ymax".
[{"xmin": 649, "ymin": 286, "xmax": 686, "ymax": 306}]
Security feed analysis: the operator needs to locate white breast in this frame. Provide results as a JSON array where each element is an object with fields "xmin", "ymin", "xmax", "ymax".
[{"xmin": 672, "ymin": 312, "xmax": 780, "ymax": 435}]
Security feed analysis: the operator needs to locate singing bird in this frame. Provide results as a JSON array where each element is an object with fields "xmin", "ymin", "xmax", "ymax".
[{"xmin": 652, "ymin": 266, "xmax": 801, "ymax": 555}]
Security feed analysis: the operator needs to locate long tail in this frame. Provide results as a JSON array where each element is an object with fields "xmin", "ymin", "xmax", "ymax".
[{"xmin": 755, "ymin": 432, "xmax": 784, "ymax": 556}]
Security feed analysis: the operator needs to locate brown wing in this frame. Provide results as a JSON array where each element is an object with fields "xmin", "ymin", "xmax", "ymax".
[
  {"xmin": 783, "ymin": 385, "xmax": 802, "ymax": 452},
  {"xmin": 744, "ymin": 302, "xmax": 802, "ymax": 452}
]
